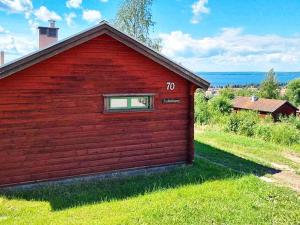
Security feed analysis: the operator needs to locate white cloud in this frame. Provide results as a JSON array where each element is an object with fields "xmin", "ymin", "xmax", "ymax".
[
  {"xmin": 82, "ymin": 9, "xmax": 101, "ymax": 23},
  {"xmin": 65, "ymin": 12, "xmax": 76, "ymax": 26},
  {"xmin": 0, "ymin": 0, "xmax": 33, "ymax": 13},
  {"xmin": 34, "ymin": 6, "xmax": 61, "ymax": 22},
  {"xmin": 0, "ymin": 25, "xmax": 6, "ymax": 33},
  {"xmin": 27, "ymin": 18, "xmax": 38, "ymax": 33},
  {"xmin": 66, "ymin": 0, "xmax": 82, "ymax": 9},
  {"xmin": 0, "ymin": 32, "xmax": 36, "ymax": 62},
  {"xmin": 0, "ymin": 0, "xmax": 33, "ymax": 18},
  {"xmin": 191, "ymin": 0, "xmax": 209, "ymax": 24},
  {"xmin": 159, "ymin": 28, "xmax": 300, "ymax": 71}
]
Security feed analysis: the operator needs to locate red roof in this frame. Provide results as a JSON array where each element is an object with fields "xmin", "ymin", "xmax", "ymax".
[{"xmin": 233, "ymin": 96, "xmax": 298, "ymax": 113}]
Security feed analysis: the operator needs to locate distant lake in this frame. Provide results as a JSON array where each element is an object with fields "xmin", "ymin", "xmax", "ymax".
[{"xmin": 198, "ymin": 72, "xmax": 300, "ymax": 87}]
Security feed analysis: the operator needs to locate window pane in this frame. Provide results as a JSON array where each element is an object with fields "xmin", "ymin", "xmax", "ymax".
[
  {"xmin": 130, "ymin": 97, "xmax": 149, "ymax": 108},
  {"xmin": 109, "ymin": 98, "xmax": 128, "ymax": 109},
  {"xmin": 105, "ymin": 95, "xmax": 153, "ymax": 112}
]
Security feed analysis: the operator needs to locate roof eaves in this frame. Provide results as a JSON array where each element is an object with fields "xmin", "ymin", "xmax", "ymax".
[
  {"xmin": 233, "ymin": 106, "xmax": 274, "ymax": 113},
  {"xmin": 0, "ymin": 21, "xmax": 210, "ymax": 90}
]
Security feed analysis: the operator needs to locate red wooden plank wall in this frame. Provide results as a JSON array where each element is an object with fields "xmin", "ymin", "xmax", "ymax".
[
  {"xmin": 274, "ymin": 104, "xmax": 297, "ymax": 117},
  {"xmin": 0, "ymin": 34, "xmax": 193, "ymax": 186}
]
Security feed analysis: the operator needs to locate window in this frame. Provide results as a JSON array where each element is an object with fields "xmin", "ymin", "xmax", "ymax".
[{"xmin": 104, "ymin": 94, "xmax": 154, "ymax": 112}]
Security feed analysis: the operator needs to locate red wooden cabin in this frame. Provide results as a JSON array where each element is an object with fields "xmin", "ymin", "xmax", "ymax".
[
  {"xmin": 0, "ymin": 21, "xmax": 209, "ymax": 187},
  {"xmin": 233, "ymin": 96, "xmax": 298, "ymax": 120}
]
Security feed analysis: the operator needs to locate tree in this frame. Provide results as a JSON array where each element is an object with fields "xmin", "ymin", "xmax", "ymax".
[
  {"xmin": 285, "ymin": 78, "xmax": 300, "ymax": 106},
  {"xmin": 194, "ymin": 92, "xmax": 211, "ymax": 124},
  {"xmin": 219, "ymin": 87, "xmax": 235, "ymax": 99},
  {"xmin": 235, "ymin": 87, "xmax": 258, "ymax": 97},
  {"xmin": 209, "ymin": 95, "xmax": 232, "ymax": 114},
  {"xmin": 114, "ymin": 0, "xmax": 161, "ymax": 51},
  {"xmin": 258, "ymin": 69, "xmax": 280, "ymax": 99}
]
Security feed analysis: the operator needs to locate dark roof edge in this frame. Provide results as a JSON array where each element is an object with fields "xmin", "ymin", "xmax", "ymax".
[
  {"xmin": 233, "ymin": 98, "xmax": 298, "ymax": 113},
  {"xmin": 233, "ymin": 106, "xmax": 274, "ymax": 113},
  {"xmin": 0, "ymin": 21, "xmax": 210, "ymax": 90},
  {"xmin": 273, "ymin": 100, "xmax": 299, "ymax": 112}
]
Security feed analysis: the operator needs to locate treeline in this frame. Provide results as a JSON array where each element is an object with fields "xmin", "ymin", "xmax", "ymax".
[{"xmin": 212, "ymin": 82, "xmax": 288, "ymax": 89}]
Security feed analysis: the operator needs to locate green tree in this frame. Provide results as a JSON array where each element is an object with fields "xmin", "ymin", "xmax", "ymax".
[
  {"xmin": 194, "ymin": 92, "xmax": 211, "ymax": 124},
  {"xmin": 235, "ymin": 87, "xmax": 258, "ymax": 97},
  {"xmin": 114, "ymin": 0, "xmax": 161, "ymax": 51},
  {"xmin": 285, "ymin": 78, "xmax": 300, "ymax": 107},
  {"xmin": 258, "ymin": 69, "xmax": 280, "ymax": 99},
  {"xmin": 209, "ymin": 96, "xmax": 232, "ymax": 114},
  {"xmin": 219, "ymin": 87, "xmax": 235, "ymax": 99}
]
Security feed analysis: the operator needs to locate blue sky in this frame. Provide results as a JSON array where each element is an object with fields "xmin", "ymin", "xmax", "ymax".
[{"xmin": 0, "ymin": 0, "xmax": 300, "ymax": 72}]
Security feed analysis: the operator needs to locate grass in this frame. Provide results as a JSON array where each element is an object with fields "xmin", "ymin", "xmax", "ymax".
[
  {"xmin": 196, "ymin": 127, "xmax": 300, "ymax": 174},
  {"xmin": 1, "ymin": 147, "xmax": 300, "ymax": 224}
]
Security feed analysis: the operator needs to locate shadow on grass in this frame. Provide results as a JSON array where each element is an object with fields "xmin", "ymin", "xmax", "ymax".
[
  {"xmin": 0, "ymin": 141, "xmax": 279, "ymax": 211},
  {"xmin": 195, "ymin": 140, "xmax": 280, "ymax": 176}
]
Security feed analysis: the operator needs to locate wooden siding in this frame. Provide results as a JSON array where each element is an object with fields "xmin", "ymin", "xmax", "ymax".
[
  {"xmin": 272, "ymin": 103, "xmax": 297, "ymax": 120},
  {"xmin": 0, "ymin": 34, "xmax": 194, "ymax": 186}
]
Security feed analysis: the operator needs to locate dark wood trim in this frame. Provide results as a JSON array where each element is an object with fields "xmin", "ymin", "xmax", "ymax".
[
  {"xmin": 103, "ymin": 94, "xmax": 155, "ymax": 113},
  {"xmin": 0, "ymin": 21, "xmax": 210, "ymax": 90},
  {"xmin": 0, "ymin": 29, "xmax": 107, "ymax": 79},
  {"xmin": 103, "ymin": 93, "xmax": 156, "ymax": 97},
  {"xmin": 273, "ymin": 101, "xmax": 299, "ymax": 113},
  {"xmin": 187, "ymin": 84, "xmax": 196, "ymax": 164}
]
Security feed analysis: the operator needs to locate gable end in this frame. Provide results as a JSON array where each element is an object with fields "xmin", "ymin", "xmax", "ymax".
[{"xmin": 0, "ymin": 21, "xmax": 209, "ymax": 90}]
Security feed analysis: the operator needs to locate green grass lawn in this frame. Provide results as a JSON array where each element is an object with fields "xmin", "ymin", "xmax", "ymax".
[
  {"xmin": 196, "ymin": 128, "xmax": 300, "ymax": 175},
  {"xmin": 1, "ymin": 152, "xmax": 300, "ymax": 224}
]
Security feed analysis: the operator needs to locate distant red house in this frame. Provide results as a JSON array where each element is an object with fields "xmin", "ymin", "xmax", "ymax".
[
  {"xmin": 0, "ymin": 21, "xmax": 209, "ymax": 187},
  {"xmin": 233, "ymin": 96, "xmax": 298, "ymax": 119}
]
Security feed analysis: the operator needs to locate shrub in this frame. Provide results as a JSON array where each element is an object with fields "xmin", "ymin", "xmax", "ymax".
[
  {"xmin": 211, "ymin": 112, "xmax": 229, "ymax": 128},
  {"xmin": 226, "ymin": 110, "xmax": 259, "ymax": 136},
  {"xmin": 226, "ymin": 113, "xmax": 241, "ymax": 133},
  {"xmin": 238, "ymin": 111, "xmax": 259, "ymax": 136},
  {"xmin": 254, "ymin": 124, "xmax": 272, "ymax": 142},
  {"xmin": 219, "ymin": 87, "xmax": 235, "ymax": 99},
  {"xmin": 279, "ymin": 115, "xmax": 300, "ymax": 130},
  {"xmin": 209, "ymin": 96, "xmax": 232, "ymax": 114},
  {"xmin": 269, "ymin": 123, "xmax": 300, "ymax": 146},
  {"xmin": 263, "ymin": 114, "xmax": 274, "ymax": 123},
  {"xmin": 194, "ymin": 92, "xmax": 211, "ymax": 125}
]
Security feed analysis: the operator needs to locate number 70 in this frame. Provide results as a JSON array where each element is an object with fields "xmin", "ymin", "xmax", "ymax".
[{"xmin": 167, "ymin": 82, "xmax": 175, "ymax": 90}]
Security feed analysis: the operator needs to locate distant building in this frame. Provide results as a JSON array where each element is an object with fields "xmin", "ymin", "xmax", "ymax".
[
  {"xmin": 233, "ymin": 96, "xmax": 298, "ymax": 120},
  {"xmin": 205, "ymin": 87, "xmax": 219, "ymax": 97}
]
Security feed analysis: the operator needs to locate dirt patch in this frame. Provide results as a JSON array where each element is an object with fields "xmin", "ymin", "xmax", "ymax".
[
  {"xmin": 195, "ymin": 152, "xmax": 300, "ymax": 193},
  {"xmin": 270, "ymin": 163, "xmax": 294, "ymax": 172},
  {"xmin": 270, "ymin": 171, "xmax": 300, "ymax": 192},
  {"xmin": 259, "ymin": 176, "xmax": 274, "ymax": 183},
  {"xmin": 283, "ymin": 152, "xmax": 300, "ymax": 164}
]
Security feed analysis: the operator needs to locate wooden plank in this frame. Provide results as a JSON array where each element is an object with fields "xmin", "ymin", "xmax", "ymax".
[{"xmin": 0, "ymin": 34, "xmax": 195, "ymax": 186}]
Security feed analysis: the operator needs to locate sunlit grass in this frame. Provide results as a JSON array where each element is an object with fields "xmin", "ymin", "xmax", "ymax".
[
  {"xmin": 196, "ymin": 128, "xmax": 300, "ymax": 174},
  {"xmin": 0, "ymin": 154, "xmax": 299, "ymax": 225}
]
